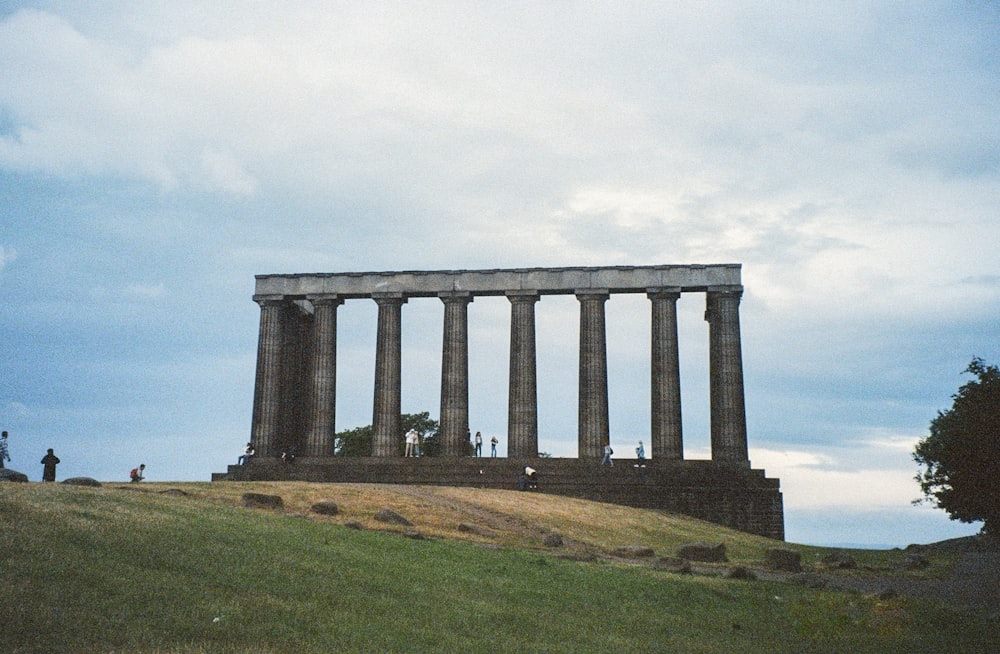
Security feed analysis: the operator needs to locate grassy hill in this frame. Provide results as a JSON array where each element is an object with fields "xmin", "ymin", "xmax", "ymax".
[{"xmin": 0, "ymin": 481, "xmax": 993, "ymax": 653}]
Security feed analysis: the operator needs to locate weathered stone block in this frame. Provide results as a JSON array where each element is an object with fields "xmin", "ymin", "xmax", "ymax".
[
  {"xmin": 0, "ymin": 469, "xmax": 29, "ymax": 483},
  {"xmin": 374, "ymin": 507, "xmax": 412, "ymax": 525},
  {"xmin": 542, "ymin": 532, "xmax": 564, "ymax": 548},
  {"xmin": 311, "ymin": 501, "xmax": 340, "ymax": 516},
  {"xmin": 764, "ymin": 547, "xmax": 802, "ymax": 572},
  {"xmin": 242, "ymin": 492, "xmax": 284, "ymax": 510},
  {"xmin": 61, "ymin": 477, "xmax": 102, "ymax": 487},
  {"xmin": 677, "ymin": 542, "xmax": 728, "ymax": 562}
]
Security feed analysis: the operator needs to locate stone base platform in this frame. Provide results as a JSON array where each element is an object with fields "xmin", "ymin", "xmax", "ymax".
[{"xmin": 213, "ymin": 457, "xmax": 784, "ymax": 540}]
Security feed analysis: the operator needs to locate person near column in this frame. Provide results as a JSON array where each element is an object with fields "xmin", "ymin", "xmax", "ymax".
[
  {"xmin": 238, "ymin": 442, "xmax": 255, "ymax": 465},
  {"xmin": 0, "ymin": 431, "xmax": 10, "ymax": 468},
  {"xmin": 634, "ymin": 440, "xmax": 646, "ymax": 469},
  {"xmin": 40, "ymin": 448, "xmax": 60, "ymax": 482},
  {"xmin": 405, "ymin": 429, "xmax": 418, "ymax": 457},
  {"xmin": 474, "ymin": 431, "xmax": 483, "ymax": 457},
  {"xmin": 130, "ymin": 463, "xmax": 146, "ymax": 483},
  {"xmin": 602, "ymin": 442, "xmax": 614, "ymax": 466},
  {"xmin": 490, "ymin": 435, "xmax": 498, "ymax": 457}
]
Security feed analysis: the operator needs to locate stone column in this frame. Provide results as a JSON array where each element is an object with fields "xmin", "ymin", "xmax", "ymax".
[
  {"xmin": 705, "ymin": 287, "xmax": 750, "ymax": 466},
  {"xmin": 649, "ymin": 289, "xmax": 683, "ymax": 460},
  {"xmin": 577, "ymin": 290, "xmax": 610, "ymax": 460},
  {"xmin": 507, "ymin": 292, "xmax": 539, "ymax": 457},
  {"xmin": 251, "ymin": 295, "xmax": 285, "ymax": 457},
  {"xmin": 439, "ymin": 292, "xmax": 473, "ymax": 456},
  {"xmin": 372, "ymin": 293, "xmax": 407, "ymax": 457},
  {"xmin": 304, "ymin": 295, "xmax": 343, "ymax": 458}
]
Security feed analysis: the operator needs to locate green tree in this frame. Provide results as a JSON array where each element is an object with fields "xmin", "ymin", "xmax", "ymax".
[
  {"xmin": 913, "ymin": 357, "xmax": 1000, "ymax": 534},
  {"xmin": 334, "ymin": 412, "xmax": 440, "ymax": 457}
]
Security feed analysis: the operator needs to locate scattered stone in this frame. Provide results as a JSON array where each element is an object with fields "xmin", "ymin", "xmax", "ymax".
[
  {"xmin": 61, "ymin": 477, "xmax": 102, "ymax": 487},
  {"xmin": 374, "ymin": 508, "xmax": 412, "ymax": 526},
  {"xmin": 542, "ymin": 533, "xmax": 564, "ymax": 548},
  {"xmin": 0, "ymin": 469, "xmax": 29, "ymax": 483},
  {"xmin": 821, "ymin": 550, "xmax": 856, "ymax": 569},
  {"xmin": 764, "ymin": 548, "xmax": 802, "ymax": 572},
  {"xmin": 242, "ymin": 492, "xmax": 284, "ymax": 510},
  {"xmin": 159, "ymin": 488, "xmax": 189, "ymax": 496},
  {"xmin": 402, "ymin": 529, "xmax": 424, "ymax": 540},
  {"xmin": 311, "ymin": 501, "xmax": 340, "ymax": 516},
  {"xmin": 343, "ymin": 520, "xmax": 364, "ymax": 530},
  {"xmin": 727, "ymin": 565, "xmax": 757, "ymax": 580},
  {"xmin": 458, "ymin": 522, "xmax": 495, "ymax": 538},
  {"xmin": 677, "ymin": 542, "xmax": 728, "ymax": 562},
  {"xmin": 653, "ymin": 556, "xmax": 692, "ymax": 574},
  {"xmin": 612, "ymin": 545, "xmax": 656, "ymax": 558}
]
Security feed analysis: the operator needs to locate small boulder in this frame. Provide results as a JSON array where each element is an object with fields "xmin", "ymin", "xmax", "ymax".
[
  {"xmin": 543, "ymin": 533, "xmax": 564, "ymax": 548},
  {"xmin": 311, "ymin": 501, "xmax": 340, "ymax": 516},
  {"xmin": 764, "ymin": 548, "xmax": 802, "ymax": 572},
  {"xmin": 343, "ymin": 520, "xmax": 364, "ymax": 530},
  {"xmin": 727, "ymin": 565, "xmax": 757, "ymax": 580},
  {"xmin": 0, "ymin": 469, "xmax": 29, "ymax": 483},
  {"xmin": 158, "ymin": 488, "xmax": 189, "ymax": 496},
  {"xmin": 612, "ymin": 546, "xmax": 656, "ymax": 558},
  {"xmin": 654, "ymin": 556, "xmax": 692, "ymax": 574},
  {"xmin": 242, "ymin": 492, "xmax": 284, "ymax": 510},
  {"xmin": 677, "ymin": 542, "xmax": 728, "ymax": 562},
  {"xmin": 374, "ymin": 508, "xmax": 412, "ymax": 526},
  {"xmin": 402, "ymin": 529, "xmax": 424, "ymax": 540},
  {"xmin": 61, "ymin": 477, "xmax": 102, "ymax": 487},
  {"xmin": 820, "ymin": 550, "xmax": 856, "ymax": 569}
]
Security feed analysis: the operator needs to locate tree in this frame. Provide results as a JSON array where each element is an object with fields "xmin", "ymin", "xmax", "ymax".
[
  {"xmin": 913, "ymin": 357, "xmax": 1000, "ymax": 535},
  {"xmin": 334, "ymin": 412, "xmax": 440, "ymax": 457}
]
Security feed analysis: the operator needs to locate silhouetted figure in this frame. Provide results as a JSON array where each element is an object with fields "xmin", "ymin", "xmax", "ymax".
[
  {"xmin": 41, "ymin": 448, "xmax": 60, "ymax": 482},
  {"xmin": 130, "ymin": 463, "xmax": 146, "ymax": 483},
  {"xmin": 281, "ymin": 446, "xmax": 297, "ymax": 463},
  {"xmin": 0, "ymin": 431, "xmax": 10, "ymax": 468}
]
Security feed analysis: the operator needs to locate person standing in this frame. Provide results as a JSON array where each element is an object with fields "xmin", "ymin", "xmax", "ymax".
[
  {"xmin": 41, "ymin": 448, "xmax": 60, "ymax": 482},
  {"xmin": 474, "ymin": 431, "xmax": 483, "ymax": 457},
  {"xmin": 405, "ymin": 429, "xmax": 418, "ymax": 457},
  {"xmin": 490, "ymin": 435, "xmax": 498, "ymax": 457},
  {"xmin": 635, "ymin": 440, "xmax": 645, "ymax": 461},
  {"xmin": 0, "ymin": 431, "xmax": 10, "ymax": 468},
  {"xmin": 602, "ymin": 442, "xmax": 614, "ymax": 466}
]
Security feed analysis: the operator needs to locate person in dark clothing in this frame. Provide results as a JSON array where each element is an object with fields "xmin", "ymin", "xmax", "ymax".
[{"xmin": 40, "ymin": 448, "xmax": 60, "ymax": 482}]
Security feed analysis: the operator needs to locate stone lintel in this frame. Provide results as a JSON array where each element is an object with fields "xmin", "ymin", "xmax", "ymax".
[{"xmin": 255, "ymin": 264, "xmax": 742, "ymax": 299}]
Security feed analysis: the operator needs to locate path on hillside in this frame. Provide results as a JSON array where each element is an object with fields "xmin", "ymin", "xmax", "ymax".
[{"xmin": 385, "ymin": 486, "xmax": 999, "ymax": 612}]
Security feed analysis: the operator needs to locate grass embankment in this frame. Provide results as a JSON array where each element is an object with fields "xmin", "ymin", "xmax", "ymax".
[{"xmin": 0, "ymin": 482, "xmax": 992, "ymax": 653}]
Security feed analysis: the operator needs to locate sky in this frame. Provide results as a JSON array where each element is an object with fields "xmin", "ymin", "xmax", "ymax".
[{"xmin": 1, "ymin": 1, "xmax": 997, "ymax": 548}]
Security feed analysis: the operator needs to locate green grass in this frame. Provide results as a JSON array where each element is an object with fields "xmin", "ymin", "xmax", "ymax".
[{"xmin": 0, "ymin": 483, "xmax": 993, "ymax": 653}]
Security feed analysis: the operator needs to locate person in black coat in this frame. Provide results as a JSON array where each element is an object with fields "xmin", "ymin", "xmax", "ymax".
[{"xmin": 41, "ymin": 448, "xmax": 60, "ymax": 482}]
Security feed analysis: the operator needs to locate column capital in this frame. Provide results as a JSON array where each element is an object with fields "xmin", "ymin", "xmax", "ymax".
[
  {"xmin": 307, "ymin": 294, "xmax": 344, "ymax": 307},
  {"xmin": 575, "ymin": 289, "xmax": 610, "ymax": 301},
  {"xmin": 506, "ymin": 291, "xmax": 540, "ymax": 303},
  {"xmin": 647, "ymin": 287, "xmax": 681, "ymax": 300},
  {"xmin": 438, "ymin": 291, "xmax": 473, "ymax": 304},
  {"xmin": 253, "ymin": 294, "xmax": 285, "ymax": 306},
  {"xmin": 371, "ymin": 292, "xmax": 408, "ymax": 305},
  {"xmin": 706, "ymin": 285, "xmax": 743, "ymax": 296}
]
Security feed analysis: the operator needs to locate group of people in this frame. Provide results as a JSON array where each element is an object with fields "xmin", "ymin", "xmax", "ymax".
[
  {"xmin": 601, "ymin": 439, "xmax": 646, "ymax": 467},
  {"xmin": 3, "ymin": 429, "xmax": 147, "ymax": 483},
  {"xmin": 471, "ymin": 431, "xmax": 499, "ymax": 457}
]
